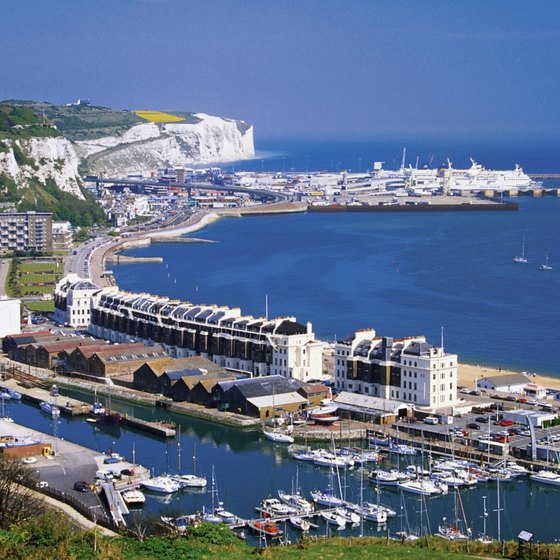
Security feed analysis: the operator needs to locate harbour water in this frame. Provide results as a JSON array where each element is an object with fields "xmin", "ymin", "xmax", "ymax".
[
  {"xmin": 113, "ymin": 197, "xmax": 560, "ymax": 377},
  {"xmin": 5, "ymin": 393, "xmax": 560, "ymax": 543}
]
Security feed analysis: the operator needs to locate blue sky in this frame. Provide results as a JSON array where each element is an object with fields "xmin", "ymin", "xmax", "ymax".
[{"xmin": 1, "ymin": 1, "xmax": 559, "ymax": 141}]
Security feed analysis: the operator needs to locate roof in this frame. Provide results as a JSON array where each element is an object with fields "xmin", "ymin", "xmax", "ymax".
[
  {"xmin": 247, "ymin": 392, "xmax": 308, "ymax": 409},
  {"xmin": 164, "ymin": 368, "xmax": 204, "ymax": 381},
  {"xmin": 334, "ymin": 391, "xmax": 410, "ymax": 413},
  {"xmin": 479, "ymin": 373, "xmax": 529, "ymax": 387},
  {"xmin": 275, "ymin": 320, "xmax": 307, "ymax": 336},
  {"xmin": 403, "ymin": 340, "xmax": 433, "ymax": 356},
  {"xmin": 218, "ymin": 375, "xmax": 302, "ymax": 399}
]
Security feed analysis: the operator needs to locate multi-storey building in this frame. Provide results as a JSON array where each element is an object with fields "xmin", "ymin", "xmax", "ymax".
[
  {"xmin": 334, "ymin": 328, "xmax": 457, "ymax": 409},
  {"xmin": 53, "ymin": 274, "xmax": 100, "ymax": 328},
  {"xmin": 54, "ymin": 280, "xmax": 324, "ymax": 382},
  {"xmin": 0, "ymin": 212, "xmax": 53, "ymax": 253}
]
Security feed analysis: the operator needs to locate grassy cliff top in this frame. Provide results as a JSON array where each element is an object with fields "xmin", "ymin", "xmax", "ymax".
[{"xmin": 0, "ymin": 101, "xmax": 202, "ymax": 141}]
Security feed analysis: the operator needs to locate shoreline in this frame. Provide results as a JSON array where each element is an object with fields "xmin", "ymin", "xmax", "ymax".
[{"xmin": 459, "ymin": 362, "xmax": 560, "ymax": 391}]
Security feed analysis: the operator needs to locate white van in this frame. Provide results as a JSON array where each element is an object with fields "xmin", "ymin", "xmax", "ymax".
[
  {"xmin": 423, "ymin": 416, "xmax": 439, "ymax": 425},
  {"xmin": 95, "ymin": 469, "xmax": 115, "ymax": 481}
]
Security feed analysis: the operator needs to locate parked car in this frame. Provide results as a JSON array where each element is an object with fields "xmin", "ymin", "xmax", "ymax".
[
  {"xmin": 495, "ymin": 419, "xmax": 513, "ymax": 426},
  {"xmin": 467, "ymin": 423, "xmax": 481, "ymax": 430},
  {"xmin": 526, "ymin": 399, "xmax": 538, "ymax": 405},
  {"xmin": 517, "ymin": 397, "xmax": 528, "ymax": 404},
  {"xmin": 73, "ymin": 480, "xmax": 89, "ymax": 492},
  {"xmin": 469, "ymin": 390, "xmax": 481, "ymax": 396},
  {"xmin": 493, "ymin": 435, "xmax": 511, "ymax": 443},
  {"xmin": 508, "ymin": 427, "xmax": 521, "ymax": 435},
  {"xmin": 476, "ymin": 416, "xmax": 489, "ymax": 423},
  {"xmin": 504, "ymin": 395, "xmax": 517, "ymax": 402}
]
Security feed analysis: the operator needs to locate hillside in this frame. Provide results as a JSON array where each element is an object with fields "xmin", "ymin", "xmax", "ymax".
[{"xmin": 0, "ymin": 100, "xmax": 255, "ymax": 226}]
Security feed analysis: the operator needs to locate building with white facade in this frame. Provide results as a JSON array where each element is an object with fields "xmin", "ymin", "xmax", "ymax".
[
  {"xmin": 334, "ymin": 328, "xmax": 458, "ymax": 409},
  {"xmin": 0, "ymin": 297, "xmax": 21, "ymax": 338},
  {"xmin": 54, "ymin": 281, "xmax": 324, "ymax": 382},
  {"xmin": 53, "ymin": 274, "xmax": 100, "ymax": 328},
  {"xmin": 476, "ymin": 373, "xmax": 529, "ymax": 394}
]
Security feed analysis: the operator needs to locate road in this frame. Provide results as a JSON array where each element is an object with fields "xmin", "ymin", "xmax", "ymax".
[{"xmin": 0, "ymin": 258, "xmax": 10, "ymax": 297}]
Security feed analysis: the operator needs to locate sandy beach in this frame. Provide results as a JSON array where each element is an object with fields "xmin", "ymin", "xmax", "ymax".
[{"xmin": 459, "ymin": 362, "xmax": 560, "ymax": 391}]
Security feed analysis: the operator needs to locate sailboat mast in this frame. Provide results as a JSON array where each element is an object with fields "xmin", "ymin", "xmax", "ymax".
[{"xmin": 177, "ymin": 429, "xmax": 182, "ymax": 473}]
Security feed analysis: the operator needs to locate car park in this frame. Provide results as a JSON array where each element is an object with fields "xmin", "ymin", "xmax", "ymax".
[{"xmin": 73, "ymin": 480, "xmax": 89, "ymax": 492}]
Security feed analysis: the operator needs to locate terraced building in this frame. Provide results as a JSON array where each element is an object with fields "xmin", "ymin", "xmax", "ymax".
[{"xmin": 83, "ymin": 287, "xmax": 324, "ymax": 382}]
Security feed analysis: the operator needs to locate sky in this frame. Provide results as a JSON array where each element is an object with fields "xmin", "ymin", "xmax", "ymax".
[{"xmin": 1, "ymin": 0, "xmax": 560, "ymax": 142}]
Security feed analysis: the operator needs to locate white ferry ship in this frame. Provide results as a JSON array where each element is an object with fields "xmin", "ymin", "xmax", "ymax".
[{"xmin": 443, "ymin": 158, "xmax": 541, "ymax": 192}]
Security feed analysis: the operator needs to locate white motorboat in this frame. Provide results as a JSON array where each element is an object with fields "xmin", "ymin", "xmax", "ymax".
[
  {"xmin": 259, "ymin": 497, "xmax": 298, "ymax": 516},
  {"xmin": 122, "ymin": 489, "xmax": 145, "ymax": 505},
  {"xmin": 363, "ymin": 501, "xmax": 397, "ymax": 518},
  {"xmin": 263, "ymin": 429, "xmax": 294, "ymax": 443},
  {"xmin": 141, "ymin": 476, "xmax": 181, "ymax": 494},
  {"xmin": 39, "ymin": 401, "xmax": 60, "ymax": 417},
  {"xmin": 389, "ymin": 441, "xmax": 417, "ymax": 456},
  {"xmin": 278, "ymin": 489, "xmax": 313, "ymax": 513},
  {"xmin": 529, "ymin": 469, "xmax": 560, "ymax": 487},
  {"xmin": 172, "ymin": 473, "xmax": 207, "ymax": 488},
  {"xmin": 215, "ymin": 503, "xmax": 238, "ymax": 524}
]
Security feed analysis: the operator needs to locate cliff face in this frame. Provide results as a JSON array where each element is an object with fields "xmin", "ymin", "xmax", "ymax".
[
  {"xmin": 75, "ymin": 113, "xmax": 255, "ymax": 176},
  {"xmin": 0, "ymin": 136, "xmax": 83, "ymax": 198}
]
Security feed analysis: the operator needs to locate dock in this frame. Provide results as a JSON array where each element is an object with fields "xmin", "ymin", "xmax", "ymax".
[
  {"xmin": 121, "ymin": 415, "xmax": 176, "ymax": 438},
  {"xmin": 100, "ymin": 481, "xmax": 129, "ymax": 526}
]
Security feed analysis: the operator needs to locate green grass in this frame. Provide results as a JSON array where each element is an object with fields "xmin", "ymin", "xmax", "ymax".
[
  {"xmin": 19, "ymin": 262, "xmax": 62, "ymax": 273},
  {"xmin": 6, "ymin": 258, "xmax": 63, "ymax": 301},
  {"xmin": 25, "ymin": 300, "xmax": 54, "ymax": 313}
]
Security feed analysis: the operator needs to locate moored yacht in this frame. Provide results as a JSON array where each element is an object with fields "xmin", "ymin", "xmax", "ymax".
[
  {"xmin": 141, "ymin": 475, "xmax": 181, "ymax": 494},
  {"xmin": 529, "ymin": 469, "xmax": 560, "ymax": 487}
]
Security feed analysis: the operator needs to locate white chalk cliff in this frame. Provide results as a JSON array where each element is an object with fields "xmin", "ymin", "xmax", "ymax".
[
  {"xmin": 75, "ymin": 113, "xmax": 255, "ymax": 176},
  {"xmin": 0, "ymin": 137, "xmax": 83, "ymax": 198},
  {"xmin": 0, "ymin": 112, "xmax": 254, "ymax": 198}
]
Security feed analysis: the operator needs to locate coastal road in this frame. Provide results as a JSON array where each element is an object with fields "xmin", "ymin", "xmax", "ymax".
[{"xmin": 0, "ymin": 258, "xmax": 10, "ymax": 296}]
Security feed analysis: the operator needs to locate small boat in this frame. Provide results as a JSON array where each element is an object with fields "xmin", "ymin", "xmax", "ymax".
[
  {"xmin": 292, "ymin": 449, "xmax": 319, "ymax": 462},
  {"xmin": 259, "ymin": 497, "xmax": 298, "ymax": 516},
  {"xmin": 369, "ymin": 469, "xmax": 410, "ymax": 486},
  {"xmin": 335, "ymin": 506, "xmax": 360, "ymax": 524},
  {"xmin": 248, "ymin": 519, "xmax": 283, "ymax": 537},
  {"xmin": 263, "ymin": 429, "xmax": 294, "ymax": 443},
  {"xmin": 161, "ymin": 514, "xmax": 195, "ymax": 533},
  {"xmin": 397, "ymin": 478, "xmax": 448, "ymax": 496},
  {"xmin": 171, "ymin": 473, "xmax": 207, "ymax": 488},
  {"xmin": 310, "ymin": 489, "xmax": 345, "ymax": 507},
  {"xmin": 437, "ymin": 523, "xmax": 471, "ymax": 541},
  {"xmin": 215, "ymin": 503, "xmax": 239, "ymax": 524},
  {"xmin": 540, "ymin": 252, "xmax": 553, "ymax": 271},
  {"xmin": 278, "ymin": 489, "xmax": 313, "ymax": 513},
  {"xmin": 529, "ymin": 469, "xmax": 560, "ymax": 487},
  {"xmin": 388, "ymin": 441, "xmax": 417, "ymax": 456},
  {"xmin": 369, "ymin": 434, "xmax": 390, "ymax": 446},
  {"xmin": 141, "ymin": 476, "xmax": 181, "ymax": 494},
  {"xmin": 320, "ymin": 510, "xmax": 346, "ymax": 527},
  {"xmin": 349, "ymin": 503, "xmax": 387, "ymax": 524},
  {"xmin": 122, "ymin": 489, "xmax": 145, "ymax": 505},
  {"xmin": 513, "ymin": 235, "xmax": 530, "ymax": 264},
  {"xmin": 313, "ymin": 452, "xmax": 347, "ymax": 468},
  {"xmin": 1, "ymin": 388, "xmax": 21, "ymax": 400},
  {"xmin": 289, "ymin": 515, "xmax": 311, "ymax": 531},
  {"xmin": 363, "ymin": 501, "xmax": 397, "ymax": 518},
  {"xmin": 39, "ymin": 401, "xmax": 60, "ymax": 417}
]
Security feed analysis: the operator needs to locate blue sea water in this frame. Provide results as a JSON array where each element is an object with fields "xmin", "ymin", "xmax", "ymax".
[
  {"xmin": 114, "ymin": 198, "xmax": 560, "ymax": 377},
  {"xmin": 109, "ymin": 139, "xmax": 560, "ymax": 376}
]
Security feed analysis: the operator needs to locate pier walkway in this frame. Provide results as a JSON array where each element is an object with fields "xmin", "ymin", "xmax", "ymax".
[{"xmin": 100, "ymin": 481, "xmax": 129, "ymax": 526}]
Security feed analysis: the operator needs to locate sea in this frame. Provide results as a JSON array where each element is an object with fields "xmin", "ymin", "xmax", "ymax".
[
  {"xmin": 11, "ymin": 138, "xmax": 560, "ymax": 543},
  {"xmin": 111, "ymin": 138, "xmax": 560, "ymax": 377}
]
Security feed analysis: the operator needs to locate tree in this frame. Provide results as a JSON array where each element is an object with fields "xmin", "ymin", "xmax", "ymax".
[{"xmin": 0, "ymin": 456, "xmax": 45, "ymax": 528}]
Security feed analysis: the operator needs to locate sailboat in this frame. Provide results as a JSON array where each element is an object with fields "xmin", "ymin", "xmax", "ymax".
[
  {"xmin": 437, "ymin": 489, "xmax": 472, "ymax": 541},
  {"xmin": 540, "ymin": 252, "xmax": 554, "ymax": 271},
  {"xmin": 513, "ymin": 235, "xmax": 529, "ymax": 264},
  {"xmin": 477, "ymin": 495, "xmax": 494, "ymax": 544}
]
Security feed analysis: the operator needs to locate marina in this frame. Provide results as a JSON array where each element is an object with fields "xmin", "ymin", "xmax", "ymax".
[{"xmin": 3, "ymin": 388, "xmax": 560, "ymax": 543}]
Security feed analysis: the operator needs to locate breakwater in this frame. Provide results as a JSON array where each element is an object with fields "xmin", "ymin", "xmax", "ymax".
[{"xmin": 307, "ymin": 201, "xmax": 518, "ymax": 212}]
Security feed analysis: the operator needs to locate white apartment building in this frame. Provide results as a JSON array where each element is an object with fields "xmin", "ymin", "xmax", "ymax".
[
  {"xmin": 53, "ymin": 274, "xmax": 100, "ymax": 328},
  {"xmin": 334, "ymin": 328, "xmax": 457, "ymax": 409}
]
